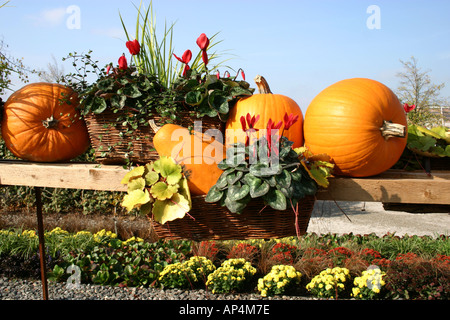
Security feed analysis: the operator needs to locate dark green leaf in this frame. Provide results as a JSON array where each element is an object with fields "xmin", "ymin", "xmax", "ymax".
[
  {"xmin": 275, "ymin": 169, "xmax": 292, "ymax": 189},
  {"xmin": 122, "ymin": 84, "xmax": 142, "ymax": 98},
  {"xmin": 205, "ymin": 186, "xmax": 224, "ymax": 203},
  {"xmin": 227, "ymin": 184, "xmax": 250, "ymax": 201},
  {"xmin": 263, "ymin": 189, "xmax": 287, "ymax": 211},
  {"xmin": 226, "ymin": 171, "xmax": 243, "ymax": 185},
  {"xmin": 185, "ymin": 91, "xmax": 204, "ymax": 106},
  {"xmin": 224, "ymin": 194, "xmax": 251, "ymax": 214}
]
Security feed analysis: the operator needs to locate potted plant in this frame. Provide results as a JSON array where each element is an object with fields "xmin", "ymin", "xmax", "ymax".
[
  {"xmin": 62, "ymin": 33, "xmax": 253, "ymax": 166},
  {"xmin": 149, "ymin": 113, "xmax": 334, "ymax": 241}
]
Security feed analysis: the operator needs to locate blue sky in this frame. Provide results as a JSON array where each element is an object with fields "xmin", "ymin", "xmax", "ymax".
[{"xmin": 1, "ymin": 0, "xmax": 450, "ymax": 113}]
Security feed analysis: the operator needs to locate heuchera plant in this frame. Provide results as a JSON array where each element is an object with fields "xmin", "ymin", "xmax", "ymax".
[{"xmin": 120, "ymin": 156, "xmax": 192, "ymax": 224}]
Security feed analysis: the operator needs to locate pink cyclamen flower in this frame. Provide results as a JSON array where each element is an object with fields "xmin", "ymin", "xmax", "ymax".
[
  {"xmin": 283, "ymin": 113, "xmax": 299, "ymax": 130},
  {"xmin": 118, "ymin": 54, "xmax": 127, "ymax": 70},
  {"xmin": 105, "ymin": 64, "xmax": 112, "ymax": 75},
  {"xmin": 403, "ymin": 103, "xmax": 416, "ymax": 113},
  {"xmin": 126, "ymin": 39, "xmax": 141, "ymax": 55}
]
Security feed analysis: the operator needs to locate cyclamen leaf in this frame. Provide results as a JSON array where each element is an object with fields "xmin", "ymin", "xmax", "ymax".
[
  {"xmin": 205, "ymin": 186, "xmax": 224, "ymax": 203},
  {"xmin": 227, "ymin": 184, "xmax": 250, "ymax": 201},
  {"xmin": 263, "ymin": 189, "xmax": 287, "ymax": 211}
]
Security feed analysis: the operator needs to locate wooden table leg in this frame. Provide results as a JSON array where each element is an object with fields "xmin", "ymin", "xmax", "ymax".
[{"xmin": 35, "ymin": 187, "xmax": 49, "ymax": 300}]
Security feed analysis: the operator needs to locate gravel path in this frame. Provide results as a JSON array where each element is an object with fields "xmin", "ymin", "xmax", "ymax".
[{"xmin": 0, "ymin": 276, "xmax": 315, "ymax": 301}]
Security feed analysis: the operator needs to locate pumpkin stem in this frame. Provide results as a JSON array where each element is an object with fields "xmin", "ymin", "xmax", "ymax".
[
  {"xmin": 380, "ymin": 120, "xmax": 406, "ymax": 140},
  {"xmin": 42, "ymin": 116, "xmax": 59, "ymax": 129},
  {"xmin": 254, "ymin": 75, "xmax": 272, "ymax": 94},
  {"xmin": 149, "ymin": 119, "xmax": 160, "ymax": 133}
]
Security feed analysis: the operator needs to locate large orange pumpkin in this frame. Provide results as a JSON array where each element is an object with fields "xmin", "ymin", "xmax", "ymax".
[
  {"xmin": 304, "ymin": 78, "xmax": 407, "ymax": 177},
  {"xmin": 1, "ymin": 82, "xmax": 90, "ymax": 162},
  {"xmin": 225, "ymin": 75, "xmax": 304, "ymax": 148}
]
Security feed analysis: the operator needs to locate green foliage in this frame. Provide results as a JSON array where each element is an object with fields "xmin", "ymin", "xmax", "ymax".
[
  {"xmin": 205, "ymin": 136, "xmax": 318, "ymax": 213},
  {"xmin": 172, "ymin": 69, "xmax": 254, "ymax": 122},
  {"xmin": 406, "ymin": 124, "xmax": 450, "ymax": 158}
]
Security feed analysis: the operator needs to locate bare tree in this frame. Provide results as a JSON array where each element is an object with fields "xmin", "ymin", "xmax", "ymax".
[
  {"xmin": 39, "ymin": 55, "xmax": 65, "ymax": 83},
  {"xmin": 396, "ymin": 56, "xmax": 448, "ymax": 127}
]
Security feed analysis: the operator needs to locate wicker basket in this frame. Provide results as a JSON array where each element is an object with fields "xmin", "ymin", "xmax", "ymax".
[
  {"xmin": 151, "ymin": 195, "xmax": 316, "ymax": 241},
  {"xmin": 83, "ymin": 109, "xmax": 224, "ymax": 165}
]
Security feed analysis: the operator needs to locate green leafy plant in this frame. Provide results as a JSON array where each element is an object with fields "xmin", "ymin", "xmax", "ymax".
[
  {"xmin": 205, "ymin": 113, "xmax": 333, "ymax": 214},
  {"xmin": 172, "ymin": 68, "xmax": 254, "ymax": 122},
  {"xmin": 121, "ymin": 156, "xmax": 192, "ymax": 224},
  {"xmin": 406, "ymin": 124, "xmax": 450, "ymax": 158}
]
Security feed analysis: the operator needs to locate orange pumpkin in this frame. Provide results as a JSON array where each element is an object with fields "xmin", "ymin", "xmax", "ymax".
[
  {"xmin": 304, "ymin": 78, "xmax": 407, "ymax": 177},
  {"xmin": 225, "ymin": 75, "xmax": 304, "ymax": 148},
  {"xmin": 151, "ymin": 121, "xmax": 225, "ymax": 196},
  {"xmin": 1, "ymin": 82, "xmax": 90, "ymax": 162}
]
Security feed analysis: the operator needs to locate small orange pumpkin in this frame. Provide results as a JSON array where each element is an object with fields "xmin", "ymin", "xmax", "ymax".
[
  {"xmin": 225, "ymin": 75, "xmax": 304, "ymax": 148},
  {"xmin": 1, "ymin": 82, "xmax": 90, "ymax": 162},
  {"xmin": 151, "ymin": 121, "xmax": 225, "ymax": 196},
  {"xmin": 304, "ymin": 78, "xmax": 407, "ymax": 177}
]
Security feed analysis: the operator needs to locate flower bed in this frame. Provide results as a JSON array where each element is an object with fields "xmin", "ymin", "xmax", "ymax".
[{"xmin": 0, "ymin": 228, "xmax": 449, "ymax": 300}]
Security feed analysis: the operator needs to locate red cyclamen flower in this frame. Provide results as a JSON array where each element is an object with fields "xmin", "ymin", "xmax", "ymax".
[
  {"xmin": 266, "ymin": 118, "xmax": 282, "ymax": 157},
  {"xmin": 126, "ymin": 39, "xmax": 141, "ymax": 55},
  {"xmin": 241, "ymin": 70, "xmax": 246, "ymax": 81},
  {"xmin": 173, "ymin": 50, "xmax": 192, "ymax": 76},
  {"xmin": 240, "ymin": 113, "xmax": 260, "ymax": 146},
  {"xmin": 196, "ymin": 33, "xmax": 209, "ymax": 66},
  {"xmin": 283, "ymin": 112, "xmax": 299, "ymax": 130},
  {"xmin": 403, "ymin": 103, "xmax": 416, "ymax": 113},
  {"xmin": 118, "ymin": 54, "xmax": 128, "ymax": 70}
]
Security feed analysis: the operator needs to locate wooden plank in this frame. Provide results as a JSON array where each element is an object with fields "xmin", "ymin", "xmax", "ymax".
[
  {"xmin": 316, "ymin": 170, "xmax": 450, "ymax": 204},
  {"xmin": 0, "ymin": 160, "xmax": 449, "ymax": 204},
  {"xmin": 0, "ymin": 160, "xmax": 127, "ymax": 192}
]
